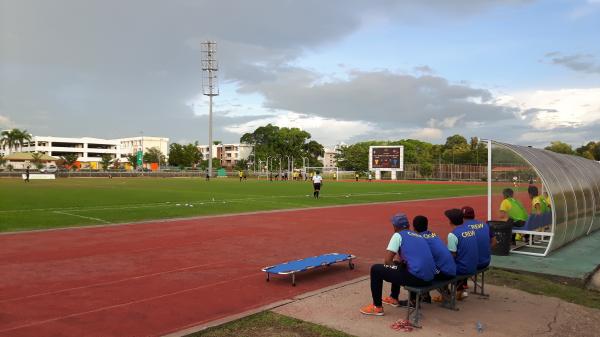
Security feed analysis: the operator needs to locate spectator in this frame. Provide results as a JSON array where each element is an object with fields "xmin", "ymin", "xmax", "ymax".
[
  {"xmin": 360, "ymin": 213, "xmax": 435, "ymax": 315},
  {"xmin": 445, "ymin": 208, "xmax": 479, "ymax": 300},
  {"xmin": 461, "ymin": 206, "xmax": 496, "ymax": 269}
]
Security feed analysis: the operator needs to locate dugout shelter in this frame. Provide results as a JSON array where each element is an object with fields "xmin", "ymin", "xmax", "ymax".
[{"xmin": 487, "ymin": 141, "xmax": 600, "ymax": 256}]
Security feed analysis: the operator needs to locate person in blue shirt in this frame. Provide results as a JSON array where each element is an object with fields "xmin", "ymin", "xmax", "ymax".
[
  {"xmin": 413, "ymin": 215, "xmax": 456, "ymax": 280},
  {"xmin": 461, "ymin": 206, "xmax": 496, "ymax": 269},
  {"xmin": 360, "ymin": 213, "xmax": 436, "ymax": 316},
  {"xmin": 412, "ymin": 215, "xmax": 456, "ymax": 303},
  {"xmin": 445, "ymin": 208, "xmax": 479, "ymax": 300}
]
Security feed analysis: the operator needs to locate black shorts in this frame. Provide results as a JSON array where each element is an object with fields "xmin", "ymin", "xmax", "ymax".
[{"xmin": 313, "ymin": 183, "xmax": 321, "ymax": 190}]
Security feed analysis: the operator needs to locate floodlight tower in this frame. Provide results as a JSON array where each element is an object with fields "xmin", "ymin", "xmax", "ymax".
[{"xmin": 201, "ymin": 41, "xmax": 219, "ymax": 179}]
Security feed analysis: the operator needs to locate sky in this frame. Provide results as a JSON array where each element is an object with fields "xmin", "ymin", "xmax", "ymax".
[{"xmin": 1, "ymin": 0, "xmax": 599, "ymax": 148}]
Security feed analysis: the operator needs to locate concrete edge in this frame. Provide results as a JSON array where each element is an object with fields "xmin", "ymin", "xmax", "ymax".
[
  {"xmin": 0, "ymin": 194, "xmax": 485, "ymax": 236},
  {"xmin": 162, "ymin": 275, "xmax": 370, "ymax": 337}
]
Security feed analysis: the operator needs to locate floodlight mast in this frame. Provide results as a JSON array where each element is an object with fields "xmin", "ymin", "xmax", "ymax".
[{"xmin": 201, "ymin": 41, "xmax": 219, "ymax": 179}]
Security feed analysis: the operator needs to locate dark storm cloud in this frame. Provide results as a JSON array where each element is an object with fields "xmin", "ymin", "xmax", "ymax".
[
  {"xmin": 0, "ymin": 0, "xmax": 533, "ymax": 143},
  {"xmin": 241, "ymin": 70, "xmax": 516, "ymax": 125}
]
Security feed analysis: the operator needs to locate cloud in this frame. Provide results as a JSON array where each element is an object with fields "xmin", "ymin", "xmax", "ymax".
[
  {"xmin": 408, "ymin": 127, "xmax": 444, "ymax": 141},
  {"xmin": 224, "ymin": 111, "xmax": 376, "ymax": 145},
  {"xmin": 0, "ymin": 114, "xmax": 15, "ymax": 129},
  {"xmin": 240, "ymin": 69, "xmax": 515, "ymax": 128},
  {"xmin": 499, "ymin": 88, "xmax": 600, "ymax": 130},
  {"xmin": 544, "ymin": 52, "xmax": 600, "ymax": 74}
]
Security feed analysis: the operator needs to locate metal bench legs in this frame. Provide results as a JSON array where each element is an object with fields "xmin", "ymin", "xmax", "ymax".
[{"xmin": 471, "ymin": 272, "xmax": 490, "ymax": 298}]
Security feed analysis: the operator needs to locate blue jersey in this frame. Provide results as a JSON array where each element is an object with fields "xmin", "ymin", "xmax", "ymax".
[
  {"xmin": 449, "ymin": 224, "xmax": 479, "ymax": 275},
  {"xmin": 463, "ymin": 219, "xmax": 492, "ymax": 269},
  {"xmin": 420, "ymin": 230, "xmax": 456, "ymax": 277},
  {"xmin": 398, "ymin": 230, "xmax": 436, "ymax": 281}
]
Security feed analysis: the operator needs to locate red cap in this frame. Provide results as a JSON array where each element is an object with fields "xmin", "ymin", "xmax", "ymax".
[{"xmin": 461, "ymin": 206, "xmax": 475, "ymax": 219}]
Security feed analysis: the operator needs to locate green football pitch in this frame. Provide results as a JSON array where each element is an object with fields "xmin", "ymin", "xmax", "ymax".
[{"xmin": 0, "ymin": 178, "xmax": 486, "ymax": 232}]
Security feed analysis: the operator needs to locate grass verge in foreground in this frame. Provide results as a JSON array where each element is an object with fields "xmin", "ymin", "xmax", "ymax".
[
  {"xmin": 487, "ymin": 268, "xmax": 600, "ymax": 310},
  {"xmin": 186, "ymin": 311, "xmax": 355, "ymax": 337}
]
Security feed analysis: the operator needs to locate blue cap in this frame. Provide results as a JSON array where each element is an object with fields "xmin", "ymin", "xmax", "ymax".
[{"xmin": 390, "ymin": 213, "xmax": 409, "ymax": 229}]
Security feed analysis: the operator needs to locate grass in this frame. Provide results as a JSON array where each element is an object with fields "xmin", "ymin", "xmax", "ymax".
[
  {"xmin": 487, "ymin": 268, "xmax": 600, "ymax": 310},
  {"xmin": 187, "ymin": 311, "xmax": 356, "ymax": 337},
  {"xmin": 0, "ymin": 177, "xmax": 485, "ymax": 232}
]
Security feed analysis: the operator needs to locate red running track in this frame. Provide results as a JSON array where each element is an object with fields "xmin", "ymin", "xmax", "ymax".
[{"xmin": 0, "ymin": 195, "xmax": 487, "ymax": 337}]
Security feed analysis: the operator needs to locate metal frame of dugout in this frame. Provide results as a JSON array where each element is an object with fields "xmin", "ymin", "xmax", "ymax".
[{"xmin": 486, "ymin": 141, "xmax": 600, "ymax": 257}]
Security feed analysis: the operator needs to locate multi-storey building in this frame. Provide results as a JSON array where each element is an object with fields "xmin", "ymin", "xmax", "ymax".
[
  {"xmin": 197, "ymin": 143, "xmax": 253, "ymax": 169},
  {"xmin": 18, "ymin": 135, "xmax": 169, "ymax": 169}
]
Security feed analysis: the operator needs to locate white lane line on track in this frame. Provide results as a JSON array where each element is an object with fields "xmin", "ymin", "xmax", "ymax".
[
  {"xmin": 0, "ymin": 261, "xmax": 228, "ymax": 303},
  {"xmin": 52, "ymin": 211, "xmax": 111, "ymax": 224},
  {"xmin": 0, "ymin": 272, "xmax": 260, "ymax": 334}
]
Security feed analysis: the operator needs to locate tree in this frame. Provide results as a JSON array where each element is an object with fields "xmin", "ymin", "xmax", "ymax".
[
  {"xmin": 167, "ymin": 142, "xmax": 201, "ymax": 168},
  {"xmin": 0, "ymin": 154, "xmax": 6, "ymax": 169},
  {"xmin": 575, "ymin": 142, "xmax": 597, "ymax": 160},
  {"xmin": 31, "ymin": 152, "xmax": 44, "ymax": 170},
  {"xmin": 100, "ymin": 154, "xmax": 112, "ymax": 171},
  {"xmin": 545, "ymin": 141, "xmax": 574, "ymax": 155},
  {"xmin": 61, "ymin": 153, "xmax": 79, "ymax": 171},
  {"xmin": 234, "ymin": 159, "xmax": 249, "ymax": 171},
  {"xmin": 143, "ymin": 147, "xmax": 166, "ymax": 165},
  {"xmin": 1, "ymin": 128, "xmax": 32, "ymax": 153},
  {"xmin": 113, "ymin": 158, "xmax": 121, "ymax": 170},
  {"xmin": 419, "ymin": 161, "xmax": 433, "ymax": 178},
  {"xmin": 240, "ymin": 124, "xmax": 324, "ymax": 169},
  {"xmin": 126, "ymin": 153, "xmax": 139, "ymax": 170}
]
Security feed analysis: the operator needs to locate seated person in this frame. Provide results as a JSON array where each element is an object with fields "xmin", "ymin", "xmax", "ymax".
[
  {"xmin": 360, "ymin": 213, "xmax": 436, "ymax": 316},
  {"xmin": 499, "ymin": 188, "xmax": 528, "ymax": 227},
  {"xmin": 412, "ymin": 215, "xmax": 456, "ymax": 303},
  {"xmin": 461, "ymin": 206, "xmax": 496, "ymax": 269},
  {"xmin": 499, "ymin": 188, "xmax": 528, "ymax": 243},
  {"xmin": 528, "ymin": 185, "xmax": 549, "ymax": 215},
  {"xmin": 445, "ymin": 208, "xmax": 479, "ymax": 299},
  {"xmin": 543, "ymin": 192, "xmax": 552, "ymax": 210},
  {"xmin": 412, "ymin": 215, "xmax": 456, "ymax": 280}
]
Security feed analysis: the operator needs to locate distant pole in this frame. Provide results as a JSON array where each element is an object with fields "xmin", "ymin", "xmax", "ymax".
[
  {"xmin": 201, "ymin": 41, "xmax": 219, "ymax": 180},
  {"xmin": 487, "ymin": 139, "xmax": 492, "ymax": 221}
]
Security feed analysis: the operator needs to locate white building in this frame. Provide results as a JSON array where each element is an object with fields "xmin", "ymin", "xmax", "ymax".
[
  {"xmin": 320, "ymin": 143, "xmax": 344, "ymax": 168},
  {"xmin": 197, "ymin": 143, "xmax": 253, "ymax": 169},
  {"xmin": 118, "ymin": 136, "xmax": 169, "ymax": 161},
  {"xmin": 19, "ymin": 135, "xmax": 169, "ymax": 169}
]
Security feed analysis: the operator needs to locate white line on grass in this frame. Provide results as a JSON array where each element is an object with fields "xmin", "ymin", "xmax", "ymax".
[
  {"xmin": 0, "ymin": 187, "xmax": 477, "ymax": 214},
  {"xmin": 53, "ymin": 211, "xmax": 111, "ymax": 224}
]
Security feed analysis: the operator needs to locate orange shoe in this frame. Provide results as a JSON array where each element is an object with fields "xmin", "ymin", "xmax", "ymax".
[
  {"xmin": 360, "ymin": 304, "xmax": 384, "ymax": 316},
  {"xmin": 382, "ymin": 296, "xmax": 400, "ymax": 307}
]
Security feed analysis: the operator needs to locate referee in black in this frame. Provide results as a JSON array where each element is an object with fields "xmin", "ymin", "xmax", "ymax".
[{"xmin": 312, "ymin": 170, "xmax": 323, "ymax": 198}]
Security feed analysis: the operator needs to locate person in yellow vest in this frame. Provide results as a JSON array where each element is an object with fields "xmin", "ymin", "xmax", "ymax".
[
  {"xmin": 355, "ymin": 172, "xmax": 359, "ymax": 182},
  {"xmin": 239, "ymin": 170, "xmax": 243, "ymax": 182},
  {"xmin": 542, "ymin": 191, "xmax": 552, "ymax": 210},
  {"xmin": 333, "ymin": 172, "xmax": 337, "ymax": 181},
  {"xmin": 528, "ymin": 186, "xmax": 549, "ymax": 215},
  {"xmin": 499, "ymin": 188, "xmax": 528, "ymax": 244}
]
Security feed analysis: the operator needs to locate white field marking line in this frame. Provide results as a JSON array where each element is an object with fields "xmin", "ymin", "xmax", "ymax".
[
  {"xmin": 0, "ymin": 272, "xmax": 261, "ymax": 334},
  {"xmin": 52, "ymin": 211, "xmax": 111, "ymax": 224},
  {"xmin": 0, "ymin": 187, "xmax": 479, "ymax": 214},
  {"xmin": 0, "ymin": 194, "xmax": 487, "ymax": 236},
  {"xmin": 0, "ymin": 261, "xmax": 227, "ymax": 303}
]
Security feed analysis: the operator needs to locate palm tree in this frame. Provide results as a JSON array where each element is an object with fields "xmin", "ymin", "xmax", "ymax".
[{"xmin": 0, "ymin": 128, "xmax": 32, "ymax": 153}]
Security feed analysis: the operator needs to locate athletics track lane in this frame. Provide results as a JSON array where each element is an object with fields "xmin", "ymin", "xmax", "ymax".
[{"xmin": 0, "ymin": 195, "xmax": 487, "ymax": 337}]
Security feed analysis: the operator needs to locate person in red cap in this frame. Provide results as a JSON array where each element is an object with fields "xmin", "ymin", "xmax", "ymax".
[
  {"xmin": 461, "ymin": 206, "xmax": 496, "ymax": 270},
  {"xmin": 360, "ymin": 212, "xmax": 436, "ymax": 316}
]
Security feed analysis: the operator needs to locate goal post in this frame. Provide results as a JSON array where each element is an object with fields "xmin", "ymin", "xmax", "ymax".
[{"xmin": 304, "ymin": 166, "xmax": 339, "ymax": 181}]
